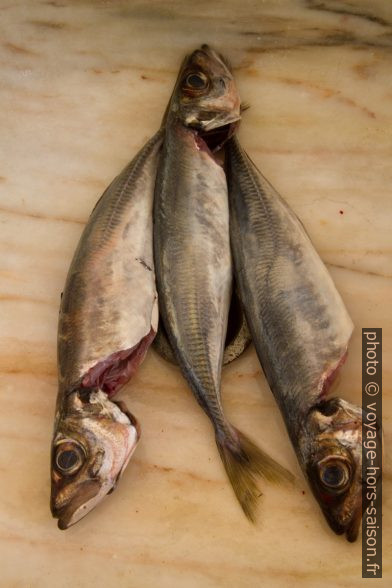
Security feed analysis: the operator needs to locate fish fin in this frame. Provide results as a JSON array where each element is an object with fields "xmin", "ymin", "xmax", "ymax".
[{"xmin": 216, "ymin": 427, "xmax": 294, "ymax": 522}]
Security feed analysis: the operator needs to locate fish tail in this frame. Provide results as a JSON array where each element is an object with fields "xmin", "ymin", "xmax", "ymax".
[{"xmin": 216, "ymin": 426, "xmax": 294, "ymax": 522}]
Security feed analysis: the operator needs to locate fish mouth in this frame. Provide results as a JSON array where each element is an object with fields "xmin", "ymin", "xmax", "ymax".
[
  {"xmin": 345, "ymin": 507, "xmax": 363, "ymax": 542},
  {"xmin": 177, "ymin": 44, "xmax": 241, "ymax": 139},
  {"xmin": 51, "ymin": 479, "xmax": 103, "ymax": 530},
  {"xmin": 196, "ymin": 112, "xmax": 240, "ymax": 133},
  {"xmin": 187, "ymin": 111, "xmax": 240, "ymax": 136},
  {"xmin": 198, "ymin": 121, "xmax": 239, "ymax": 152},
  {"xmin": 327, "ymin": 509, "xmax": 362, "ymax": 543},
  {"xmin": 320, "ymin": 494, "xmax": 363, "ymax": 542},
  {"xmin": 52, "ymin": 504, "xmax": 76, "ymax": 531},
  {"xmin": 197, "ymin": 44, "xmax": 224, "ymax": 63}
]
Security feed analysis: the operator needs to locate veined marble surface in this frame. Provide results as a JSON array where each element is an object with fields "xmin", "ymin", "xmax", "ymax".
[{"xmin": 0, "ymin": 1, "xmax": 391, "ymax": 586}]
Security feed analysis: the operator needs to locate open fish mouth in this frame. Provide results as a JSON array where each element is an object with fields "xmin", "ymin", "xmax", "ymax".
[
  {"xmin": 192, "ymin": 112, "xmax": 241, "ymax": 133},
  {"xmin": 186, "ymin": 121, "xmax": 240, "ymax": 157},
  {"xmin": 198, "ymin": 121, "xmax": 239, "ymax": 152}
]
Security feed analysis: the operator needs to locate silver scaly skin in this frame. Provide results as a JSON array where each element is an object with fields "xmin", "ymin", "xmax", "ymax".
[
  {"xmin": 226, "ymin": 135, "xmax": 380, "ymax": 541},
  {"xmin": 51, "ymin": 131, "xmax": 163, "ymax": 529},
  {"xmin": 154, "ymin": 45, "xmax": 293, "ymax": 522},
  {"xmin": 153, "ymin": 288, "xmax": 252, "ymax": 366}
]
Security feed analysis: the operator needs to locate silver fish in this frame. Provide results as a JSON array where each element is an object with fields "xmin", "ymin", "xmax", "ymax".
[
  {"xmin": 154, "ymin": 45, "xmax": 292, "ymax": 521},
  {"xmin": 153, "ymin": 288, "xmax": 252, "ymax": 366},
  {"xmin": 226, "ymin": 134, "xmax": 379, "ymax": 540},
  {"xmin": 51, "ymin": 130, "xmax": 163, "ymax": 529}
]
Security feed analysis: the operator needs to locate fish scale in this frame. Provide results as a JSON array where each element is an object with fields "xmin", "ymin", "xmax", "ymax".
[
  {"xmin": 51, "ymin": 130, "xmax": 162, "ymax": 529},
  {"xmin": 154, "ymin": 44, "xmax": 293, "ymax": 522},
  {"xmin": 227, "ymin": 136, "xmax": 353, "ymax": 427},
  {"xmin": 58, "ymin": 131, "xmax": 163, "ymax": 392},
  {"xmin": 226, "ymin": 134, "xmax": 370, "ymax": 541},
  {"xmin": 154, "ymin": 122, "xmax": 229, "ymax": 426}
]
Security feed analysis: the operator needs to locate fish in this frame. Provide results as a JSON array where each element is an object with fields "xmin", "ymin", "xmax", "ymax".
[
  {"xmin": 153, "ymin": 287, "xmax": 252, "ymax": 366},
  {"xmin": 51, "ymin": 130, "xmax": 163, "ymax": 529},
  {"xmin": 153, "ymin": 45, "xmax": 293, "ymax": 521},
  {"xmin": 226, "ymin": 134, "xmax": 379, "ymax": 540}
]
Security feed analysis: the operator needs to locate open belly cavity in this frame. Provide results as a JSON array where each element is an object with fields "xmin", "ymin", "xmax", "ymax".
[{"xmin": 81, "ymin": 327, "xmax": 156, "ymax": 397}]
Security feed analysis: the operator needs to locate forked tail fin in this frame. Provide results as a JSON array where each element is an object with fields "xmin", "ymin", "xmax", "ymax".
[{"xmin": 216, "ymin": 426, "xmax": 294, "ymax": 522}]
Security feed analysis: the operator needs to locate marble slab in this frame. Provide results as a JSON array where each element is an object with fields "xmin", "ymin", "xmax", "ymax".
[{"xmin": 0, "ymin": 0, "xmax": 391, "ymax": 586}]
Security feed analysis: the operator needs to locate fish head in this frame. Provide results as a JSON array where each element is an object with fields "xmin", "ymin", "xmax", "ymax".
[
  {"xmin": 50, "ymin": 389, "xmax": 140, "ymax": 529},
  {"xmin": 171, "ymin": 44, "xmax": 241, "ymax": 133},
  {"xmin": 298, "ymin": 397, "xmax": 380, "ymax": 542}
]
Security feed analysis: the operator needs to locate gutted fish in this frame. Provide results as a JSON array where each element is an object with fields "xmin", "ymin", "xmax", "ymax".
[
  {"xmin": 226, "ymin": 134, "xmax": 376, "ymax": 540},
  {"xmin": 154, "ymin": 45, "xmax": 292, "ymax": 521},
  {"xmin": 51, "ymin": 130, "xmax": 163, "ymax": 529}
]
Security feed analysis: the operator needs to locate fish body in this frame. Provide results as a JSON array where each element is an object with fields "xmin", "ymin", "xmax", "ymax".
[
  {"xmin": 154, "ymin": 45, "xmax": 292, "ymax": 520},
  {"xmin": 153, "ymin": 287, "xmax": 252, "ymax": 367},
  {"xmin": 51, "ymin": 130, "xmax": 163, "ymax": 529},
  {"xmin": 155, "ymin": 118, "xmax": 232, "ymax": 420},
  {"xmin": 58, "ymin": 131, "xmax": 162, "ymax": 395},
  {"xmin": 226, "ymin": 135, "xmax": 375, "ymax": 540}
]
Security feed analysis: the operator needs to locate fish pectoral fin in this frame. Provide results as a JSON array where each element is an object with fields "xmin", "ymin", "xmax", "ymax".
[{"xmin": 216, "ymin": 427, "xmax": 294, "ymax": 522}]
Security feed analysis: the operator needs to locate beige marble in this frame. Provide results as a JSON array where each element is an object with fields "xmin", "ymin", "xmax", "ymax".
[{"xmin": 0, "ymin": 0, "xmax": 391, "ymax": 586}]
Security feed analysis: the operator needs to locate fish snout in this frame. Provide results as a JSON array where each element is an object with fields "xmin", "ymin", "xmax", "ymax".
[
  {"xmin": 51, "ymin": 479, "xmax": 103, "ymax": 530},
  {"xmin": 319, "ymin": 486, "xmax": 363, "ymax": 542},
  {"xmin": 345, "ymin": 506, "xmax": 363, "ymax": 542}
]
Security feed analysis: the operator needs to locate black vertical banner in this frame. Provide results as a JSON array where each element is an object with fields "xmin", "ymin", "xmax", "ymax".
[{"xmin": 362, "ymin": 329, "xmax": 382, "ymax": 578}]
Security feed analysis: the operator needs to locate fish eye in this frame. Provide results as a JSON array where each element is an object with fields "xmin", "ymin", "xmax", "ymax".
[
  {"xmin": 318, "ymin": 458, "xmax": 351, "ymax": 493},
  {"xmin": 183, "ymin": 72, "xmax": 209, "ymax": 91},
  {"xmin": 55, "ymin": 440, "xmax": 86, "ymax": 475}
]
